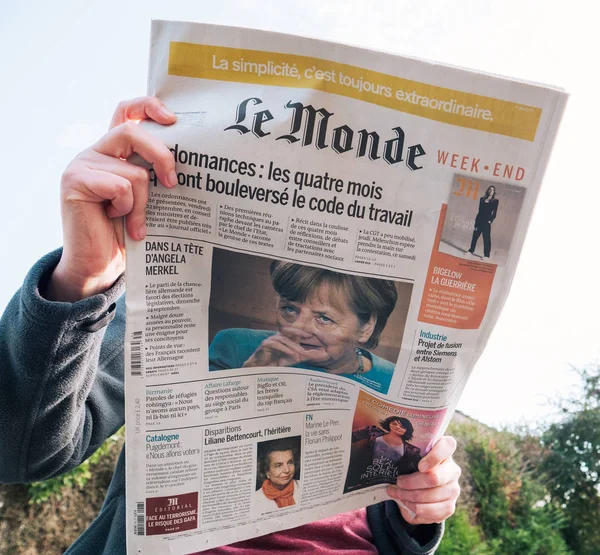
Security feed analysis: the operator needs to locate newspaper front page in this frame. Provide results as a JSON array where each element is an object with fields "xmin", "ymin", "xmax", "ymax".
[{"xmin": 124, "ymin": 20, "xmax": 567, "ymax": 553}]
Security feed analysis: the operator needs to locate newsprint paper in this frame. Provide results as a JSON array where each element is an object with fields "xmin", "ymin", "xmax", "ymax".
[{"xmin": 124, "ymin": 20, "xmax": 567, "ymax": 553}]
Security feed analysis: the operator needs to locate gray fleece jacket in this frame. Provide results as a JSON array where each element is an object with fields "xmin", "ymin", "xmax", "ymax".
[{"xmin": 0, "ymin": 250, "xmax": 444, "ymax": 554}]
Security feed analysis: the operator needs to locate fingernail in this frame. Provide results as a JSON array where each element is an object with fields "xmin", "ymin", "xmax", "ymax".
[
  {"xmin": 160, "ymin": 105, "xmax": 176, "ymax": 119},
  {"xmin": 168, "ymin": 170, "xmax": 178, "ymax": 187},
  {"xmin": 419, "ymin": 462, "xmax": 430, "ymax": 472},
  {"xmin": 138, "ymin": 223, "xmax": 146, "ymax": 240}
]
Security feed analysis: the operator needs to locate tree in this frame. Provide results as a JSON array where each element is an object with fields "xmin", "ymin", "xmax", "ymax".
[
  {"xmin": 540, "ymin": 365, "xmax": 600, "ymax": 554},
  {"xmin": 442, "ymin": 421, "xmax": 571, "ymax": 554}
]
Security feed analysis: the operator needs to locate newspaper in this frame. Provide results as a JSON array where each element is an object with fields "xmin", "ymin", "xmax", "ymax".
[{"xmin": 123, "ymin": 20, "xmax": 567, "ymax": 553}]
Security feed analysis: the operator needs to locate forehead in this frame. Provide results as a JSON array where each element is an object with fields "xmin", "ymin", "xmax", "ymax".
[
  {"xmin": 268, "ymin": 450, "xmax": 294, "ymax": 465},
  {"xmin": 287, "ymin": 282, "xmax": 350, "ymax": 313}
]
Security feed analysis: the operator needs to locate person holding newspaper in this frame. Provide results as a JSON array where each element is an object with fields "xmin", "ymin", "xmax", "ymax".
[
  {"xmin": 209, "ymin": 261, "xmax": 398, "ymax": 393},
  {"xmin": 0, "ymin": 97, "xmax": 461, "ymax": 554}
]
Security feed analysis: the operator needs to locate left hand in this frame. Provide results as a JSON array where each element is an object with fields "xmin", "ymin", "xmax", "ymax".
[{"xmin": 387, "ymin": 436, "xmax": 461, "ymax": 525}]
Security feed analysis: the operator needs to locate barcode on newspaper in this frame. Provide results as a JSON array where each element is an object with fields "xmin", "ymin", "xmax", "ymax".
[
  {"xmin": 131, "ymin": 331, "xmax": 143, "ymax": 376},
  {"xmin": 135, "ymin": 501, "xmax": 145, "ymax": 535}
]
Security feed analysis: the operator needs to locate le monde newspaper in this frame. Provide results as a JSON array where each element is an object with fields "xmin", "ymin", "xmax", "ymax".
[{"xmin": 123, "ymin": 20, "xmax": 566, "ymax": 553}]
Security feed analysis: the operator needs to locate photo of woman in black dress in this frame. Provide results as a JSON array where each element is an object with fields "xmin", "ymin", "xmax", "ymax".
[
  {"xmin": 467, "ymin": 185, "xmax": 499, "ymax": 259},
  {"xmin": 343, "ymin": 416, "xmax": 422, "ymax": 493}
]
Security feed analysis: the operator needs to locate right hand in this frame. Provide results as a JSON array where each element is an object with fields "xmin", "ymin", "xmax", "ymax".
[
  {"xmin": 387, "ymin": 436, "xmax": 461, "ymax": 525},
  {"xmin": 46, "ymin": 97, "xmax": 178, "ymax": 302},
  {"xmin": 243, "ymin": 327, "xmax": 330, "ymax": 368}
]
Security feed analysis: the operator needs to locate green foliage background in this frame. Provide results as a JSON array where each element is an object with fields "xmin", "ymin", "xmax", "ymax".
[
  {"xmin": 439, "ymin": 422, "xmax": 571, "ymax": 555},
  {"xmin": 440, "ymin": 365, "xmax": 600, "ymax": 555}
]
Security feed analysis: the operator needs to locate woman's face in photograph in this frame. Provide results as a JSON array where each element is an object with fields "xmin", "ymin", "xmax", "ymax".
[
  {"xmin": 266, "ymin": 450, "xmax": 295, "ymax": 489},
  {"xmin": 487, "ymin": 186, "xmax": 496, "ymax": 196},
  {"xmin": 389, "ymin": 419, "xmax": 407, "ymax": 437},
  {"xmin": 275, "ymin": 283, "xmax": 373, "ymax": 370}
]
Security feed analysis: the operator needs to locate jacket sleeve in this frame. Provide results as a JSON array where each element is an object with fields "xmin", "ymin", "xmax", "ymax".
[
  {"xmin": 0, "ymin": 249, "xmax": 126, "ymax": 483},
  {"xmin": 405, "ymin": 444, "xmax": 422, "ymax": 474},
  {"xmin": 490, "ymin": 199, "xmax": 498, "ymax": 222},
  {"xmin": 367, "ymin": 501, "xmax": 444, "ymax": 555},
  {"xmin": 351, "ymin": 425, "xmax": 380, "ymax": 443}
]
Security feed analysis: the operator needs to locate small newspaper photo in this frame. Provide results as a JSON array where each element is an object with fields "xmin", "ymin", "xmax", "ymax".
[{"xmin": 124, "ymin": 20, "xmax": 567, "ymax": 553}]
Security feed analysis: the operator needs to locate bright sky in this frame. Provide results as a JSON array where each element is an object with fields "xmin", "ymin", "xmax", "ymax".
[{"xmin": 1, "ymin": 0, "xmax": 596, "ymax": 429}]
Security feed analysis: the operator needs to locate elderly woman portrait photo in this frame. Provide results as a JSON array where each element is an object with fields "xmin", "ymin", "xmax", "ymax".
[
  {"xmin": 208, "ymin": 249, "xmax": 411, "ymax": 394},
  {"xmin": 253, "ymin": 437, "xmax": 302, "ymax": 512}
]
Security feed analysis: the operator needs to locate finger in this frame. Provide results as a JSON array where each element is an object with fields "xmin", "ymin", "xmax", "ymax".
[
  {"xmin": 267, "ymin": 332, "xmax": 308, "ymax": 354},
  {"xmin": 75, "ymin": 152, "xmax": 153, "ymax": 240},
  {"xmin": 398, "ymin": 499, "xmax": 457, "ymax": 525},
  {"xmin": 269, "ymin": 342, "xmax": 302, "ymax": 360},
  {"xmin": 68, "ymin": 168, "xmax": 134, "ymax": 218},
  {"xmin": 94, "ymin": 122, "xmax": 177, "ymax": 189},
  {"xmin": 278, "ymin": 326, "xmax": 314, "ymax": 341},
  {"xmin": 110, "ymin": 97, "xmax": 176, "ymax": 129},
  {"xmin": 269, "ymin": 337, "xmax": 315, "ymax": 363},
  {"xmin": 395, "ymin": 458, "xmax": 461, "ymax": 491},
  {"xmin": 269, "ymin": 334, "xmax": 304, "ymax": 350},
  {"xmin": 246, "ymin": 337, "xmax": 304, "ymax": 367},
  {"xmin": 271, "ymin": 334, "xmax": 331, "ymax": 364},
  {"xmin": 125, "ymin": 168, "xmax": 150, "ymax": 240},
  {"xmin": 79, "ymin": 150, "xmax": 152, "ymax": 187},
  {"xmin": 387, "ymin": 480, "xmax": 460, "ymax": 505},
  {"xmin": 418, "ymin": 436, "xmax": 457, "ymax": 472}
]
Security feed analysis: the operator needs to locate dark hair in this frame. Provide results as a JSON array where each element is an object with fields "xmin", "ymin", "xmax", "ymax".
[
  {"xmin": 269, "ymin": 261, "xmax": 397, "ymax": 349},
  {"xmin": 378, "ymin": 416, "xmax": 414, "ymax": 442},
  {"xmin": 483, "ymin": 185, "xmax": 496, "ymax": 199},
  {"xmin": 256, "ymin": 438, "xmax": 301, "ymax": 487}
]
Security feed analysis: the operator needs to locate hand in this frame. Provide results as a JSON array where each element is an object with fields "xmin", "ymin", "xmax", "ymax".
[
  {"xmin": 243, "ymin": 327, "xmax": 330, "ymax": 368},
  {"xmin": 387, "ymin": 436, "xmax": 461, "ymax": 525},
  {"xmin": 46, "ymin": 97, "xmax": 177, "ymax": 302}
]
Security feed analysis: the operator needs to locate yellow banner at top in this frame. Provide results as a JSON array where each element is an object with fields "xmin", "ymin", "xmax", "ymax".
[{"xmin": 169, "ymin": 42, "xmax": 541, "ymax": 142}]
